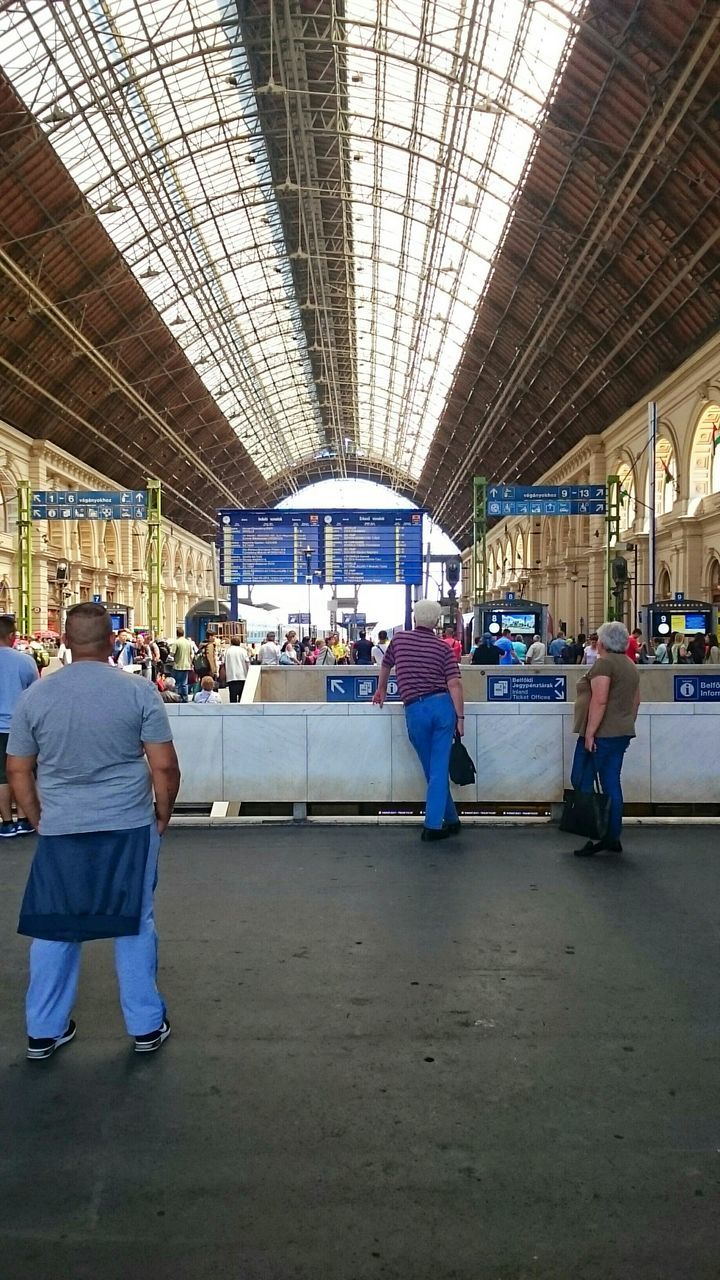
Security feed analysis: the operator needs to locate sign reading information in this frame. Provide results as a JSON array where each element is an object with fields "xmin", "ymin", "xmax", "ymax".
[
  {"xmin": 325, "ymin": 674, "xmax": 401, "ymax": 702},
  {"xmin": 31, "ymin": 490, "xmax": 147, "ymax": 520},
  {"xmin": 674, "ymin": 675, "xmax": 720, "ymax": 702},
  {"xmin": 486, "ymin": 484, "xmax": 606, "ymax": 518},
  {"xmin": 487, "ymin": 674, "xmax": 566, "ymax": 703}
]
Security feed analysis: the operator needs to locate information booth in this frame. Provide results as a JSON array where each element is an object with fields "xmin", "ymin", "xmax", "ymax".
[
  {"xmin": 473, "ymin": 598, "xmax": 549, "ymax": 644},
  {"xmin": 642, "ymin": 598, "xmax": 718, "ymax": 641}
]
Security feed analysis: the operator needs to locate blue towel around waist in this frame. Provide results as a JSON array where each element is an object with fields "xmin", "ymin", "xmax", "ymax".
[{"xmin": 18, "ymin": 825, "xmax": 152, "ymax": 942}]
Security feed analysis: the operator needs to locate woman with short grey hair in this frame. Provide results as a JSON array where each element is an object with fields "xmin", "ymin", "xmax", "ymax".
[
  {"xmin": 597, "ymin": 621, "xmax": 631, "ymax": 653},
  {"xmin": 570, "ymin": 620, "xmax": 641, "ymax": 856}
]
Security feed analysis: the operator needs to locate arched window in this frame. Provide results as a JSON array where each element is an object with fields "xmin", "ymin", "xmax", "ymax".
[
  {"xmin": 658, "ymin": 566, "xmax": 671, "ymax": 598},
  {"xmin": 504, "ymin": 539, "xmax": 512, "ymax": 579},
  {"xmin": 688, "ymin": 405, "xmax": 720, "ymax": 515},
  {"xmin": 0, "ymin": 471, "xmax": 18, "ymax": 534},
  {"xmin": 709, "ymin": 559, "xmax": 720, "ymax": 605},
  {"xmin": 617, "ymin": 462, "xmax": 636, "ymax": 530},
  {"xmin": 654, "ymin": 438, "xmax": 677, "ymax": 517},
  {"xmin": 515, "ymin": 533, "xmax": 524, "ymax": 573}
]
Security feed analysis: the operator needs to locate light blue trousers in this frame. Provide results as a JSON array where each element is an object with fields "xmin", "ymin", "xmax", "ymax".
[
  {"xmin": 404, "ymin": 692, "xmax": 459, "ymax": 831},
  {"xmin": 26, "ymin": 827, "xmax": 166, "ymax": 1039}
]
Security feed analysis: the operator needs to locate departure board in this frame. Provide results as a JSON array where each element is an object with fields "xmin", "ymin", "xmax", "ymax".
[
  {"xmin": 218, "ymin": 510, "xmax": 321, "ymax": 585},
  {"xmin": 321, "ymin": 510, "xmax": 424, "ymax": 585},
  {"xmin": 217, "ymin": 508, "xmax": 425, "ymax": 585}
]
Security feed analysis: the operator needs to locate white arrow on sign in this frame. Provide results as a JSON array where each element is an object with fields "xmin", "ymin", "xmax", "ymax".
[
  {"xmin": 330, "ymin": 679, "xmax": 346, "ymax": 695},
  {"xmin": 554, "ymin": 679, "xmax": 564, "ymax": 699}
]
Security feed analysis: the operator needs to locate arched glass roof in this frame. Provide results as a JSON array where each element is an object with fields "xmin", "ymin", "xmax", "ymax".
[{"xmin": 0, "ymin": 0, "xmax": 580, "ymax": 488}]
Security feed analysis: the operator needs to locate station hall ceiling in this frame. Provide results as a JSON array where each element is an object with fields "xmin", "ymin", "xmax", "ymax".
[{"xmin": 0, "ymin": 0, "xmax": 718, "ymax": 543}]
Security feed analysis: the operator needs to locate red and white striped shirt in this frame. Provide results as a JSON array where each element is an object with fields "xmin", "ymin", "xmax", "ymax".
[{"xmin": 382, "ymin": 627, "xmax": 460, "ymax": 705}]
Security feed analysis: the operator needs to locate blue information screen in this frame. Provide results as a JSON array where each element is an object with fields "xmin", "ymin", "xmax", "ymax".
[
  {"xmin": 321, "ymin": 510, "xmax": 423, "ymax": 585},
  {"xmin": 218, "ymin": 508, "xmax": 424, "ymax": 586},
  {"xmin": 219, "ymin": 510, "xmax": 321, "ymax": 585}
]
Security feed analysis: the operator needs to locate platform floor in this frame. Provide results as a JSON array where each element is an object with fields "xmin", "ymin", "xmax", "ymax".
[{"xmin": 1, "ymin": 825, "xmax": 718, "ymax": 1280}]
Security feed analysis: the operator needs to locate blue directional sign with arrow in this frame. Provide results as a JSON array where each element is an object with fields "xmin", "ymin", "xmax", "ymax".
[
  {"xmin": 325, "ymin": 674, "xmax": 401, "ymax": 702},
  {"xmin": 31, "ymin": 489, "xmax": 148, "ymax": 520},
  {"xmin": 486, "ymin": 484, "xmax": 606, "ymax": 518}
]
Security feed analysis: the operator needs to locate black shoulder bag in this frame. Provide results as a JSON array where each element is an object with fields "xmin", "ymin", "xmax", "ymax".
[
  {"xmin": 449, "ymin": 732, "xmax": 476, "ymax": 786},
  {"xmin": 559, "ymin": 759, "xmax": 610, "ymax": 841}
]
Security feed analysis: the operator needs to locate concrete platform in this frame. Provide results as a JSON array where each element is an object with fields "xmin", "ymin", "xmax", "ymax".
[{"xmin": 1, "ymin": 826, "xmax": 718, "ymax": 1280}]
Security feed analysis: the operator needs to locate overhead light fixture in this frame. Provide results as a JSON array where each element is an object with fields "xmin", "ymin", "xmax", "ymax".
[
  {"xmin": 98, "ymin": 198, "xmax": 123, "ymax": 214},
  {"xmin": 139, "ymin": 266, "xmax": 160, "ymax": 278},
  {"xmin": 472, "ymin": 95, "xmax": 505, "ymax": 115},
  {"xmin": 169, "ymin": 313, "xmax": 185, "ymax": 327},
  {"xmin": 47, "ymin": 105, "xmax": 72, "ymax": 124}
]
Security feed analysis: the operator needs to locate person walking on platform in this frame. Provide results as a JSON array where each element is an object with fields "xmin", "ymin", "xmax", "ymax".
[
  {"xmin": 223, "ymin": 635, "xmax": 250, "ymax": 702},
  {"xmin": 372, "ymin": 630, "xmax": 389, "ymax": 665},
  {"xmin": 169, "ymin": 626, "xmax": 195, "ymax": 702},
  {"xmin": 352, "ymin": 629, "xmax": 373, "ymax": 663},
  {"xmin": 569, "ymin": 620, "xmax": 640, "ymax": 858},
  {"xmin": 373, "ymin": 599, "xmax": 464, "ymax": 842},
  {"xmin": 7, "ymin": 603, "xmax": 180, "ymax": 1060},
  {"xmin": 0, "ymin": 614, "xmax": 38, "ymax": 838}
]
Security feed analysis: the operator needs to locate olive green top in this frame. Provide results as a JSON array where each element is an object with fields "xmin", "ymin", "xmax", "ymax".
[{"xmin": 573, "ymin": 652, "xmax": 640, "ymax": 737}]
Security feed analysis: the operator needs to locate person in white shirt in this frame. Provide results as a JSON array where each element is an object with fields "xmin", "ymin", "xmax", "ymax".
[
  {"xmin": 372, "ymin": 629, "xmax": 389, "ymax": 665},
  {"xmin": 582, "ymin": 633, "xmax": 599, "ymax": 666},
  {"xmin": 194, "ymin": 676, "xmax": 222, "ymax": 704},
  {"xmin": 525, "ymin": 635, "xmax": 547, "ymax": 664},
  {"xmin": 259, "ymin": 632, "xmax": 281, "ymax": 666},
  {"xmin": 223, "ymin": 636, "xmax": 249, "ymax": 702},
  {"xmin": 57, "ymin": 642, "xmax": 72, "ymax": 666}
]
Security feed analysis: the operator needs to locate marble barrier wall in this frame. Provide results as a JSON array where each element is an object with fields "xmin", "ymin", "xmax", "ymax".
[
  {"xmin": 163, "ymin": 703, "xmax": 716, "ymax": 807},
  {"xmin": 257, "ymin": 665, "xmax": 706, "ymax": 703}
]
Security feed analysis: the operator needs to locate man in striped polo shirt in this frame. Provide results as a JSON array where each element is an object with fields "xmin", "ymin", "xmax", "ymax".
[{"xmin": 373, "ymin": 600, "xmax": 464, "ymax": 842}]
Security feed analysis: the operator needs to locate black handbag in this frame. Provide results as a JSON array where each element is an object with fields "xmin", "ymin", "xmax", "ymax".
[
  {"xmin": 449, "ymin": 733, "xmax": 476, "ymax": 786},
  {"xmin": 559, "ymin": 762, "xmax": 610, "ymax": 840}
]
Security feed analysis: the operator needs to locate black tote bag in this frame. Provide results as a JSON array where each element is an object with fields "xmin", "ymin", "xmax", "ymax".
[
  {"xmin": 559, "ymin": 761, "xmax": 610, "ymax": 841},
  {"xmin": 449, "ymin": 733, "xmax": 476, "ymax": 786}
]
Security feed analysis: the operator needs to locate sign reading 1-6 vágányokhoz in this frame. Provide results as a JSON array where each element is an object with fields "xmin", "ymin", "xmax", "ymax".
[
  {"xmin": 31, "ymin": 490, "xmax": 147, "ymax": 520},
  {"xmin": 487, "ymin": 674, "xmax": 566, "ymax": 702}
]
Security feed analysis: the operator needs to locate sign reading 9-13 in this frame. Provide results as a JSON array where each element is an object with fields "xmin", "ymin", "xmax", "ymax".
[{"xmin": 218, "ymin": 508, "xmax": 425, "ymax": 586}]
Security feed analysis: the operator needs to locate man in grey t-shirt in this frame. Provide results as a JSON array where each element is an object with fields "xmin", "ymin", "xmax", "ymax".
[{"xmin": 8, "ymin": 603, "xmax": 181, "ymax": 1060}]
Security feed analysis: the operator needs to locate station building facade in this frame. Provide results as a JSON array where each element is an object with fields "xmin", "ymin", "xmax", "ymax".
[
  {"xmin": 462, "ymin": 333, "xmax": 720, "ymax": 638},
  {"xmin": 0, "ymin": 418, "xmax": 213, "ymax": 635}
]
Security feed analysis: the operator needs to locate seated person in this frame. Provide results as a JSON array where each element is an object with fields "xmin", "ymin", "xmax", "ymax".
[{"xmin": 194, "ymin": 675, "xmax": 222, "ymax": 704}]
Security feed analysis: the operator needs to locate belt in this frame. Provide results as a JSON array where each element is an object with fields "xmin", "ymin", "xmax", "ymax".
[{"xmin": 404, "ymin": 689, "xmax": 446, "ymax": 707}]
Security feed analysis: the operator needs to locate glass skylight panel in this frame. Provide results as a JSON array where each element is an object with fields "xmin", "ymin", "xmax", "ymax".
[
  {"xmin": 345, "ymin": 0, "xmax": 580, "ymax": 482},
  {"xmin": 0, "ymin": 0, "xmax": 581, "ymax": 492},
  {"xmin": 0, "ymin": 0, "xmax": 323, "ymax": 480}
]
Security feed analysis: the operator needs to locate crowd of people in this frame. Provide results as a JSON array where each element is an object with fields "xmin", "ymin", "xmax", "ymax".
[
  {"xmin": 469, "ymin": 626, "xmax": 720, "ymax": 666},
  {"xmin": 0, "ymin": 597, "xmax": 660, "ymax": 1060}
]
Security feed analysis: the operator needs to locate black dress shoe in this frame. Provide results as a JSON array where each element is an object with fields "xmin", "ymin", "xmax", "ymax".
[
  {"xmin": 574, "ymin": 838, "xmax": 623, "ymax": 857},
  {"xmin": 443, "ymin": 820, "xmax": 462, "ymax": 836},
  {"xmin": 421, "ymin": 826, "xmax": 451, "ymax": 842}
]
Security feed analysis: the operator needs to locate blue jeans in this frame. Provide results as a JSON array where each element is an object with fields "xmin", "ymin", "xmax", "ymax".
[
  {"xmin": 26, "ymin": 827, "xmax": 166, "ymax": 1038},
  {"xmin": 571, "ymin": 735, "xmax": 631, "ymax": 841},
  {"xmin": 405, "ymin": 692, "xmax": 458, "ymax": 831},
  {"xmin": 173, "ymin": 668, "xmax": 190, "ymax": 702}
]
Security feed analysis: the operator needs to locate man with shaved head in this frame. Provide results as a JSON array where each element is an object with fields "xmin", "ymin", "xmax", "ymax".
[{"xmin": 7, "ymin": 602, "xmax": 181, "ymax": 1060}]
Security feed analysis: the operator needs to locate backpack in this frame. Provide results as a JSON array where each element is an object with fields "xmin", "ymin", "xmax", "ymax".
[
  {"xmin": 560, "ymin": 643, "xmax": 574, "ymax": 664},
  {"xmin": 193, "ymin": 651, "xmax": 211, "ymax": 677}
]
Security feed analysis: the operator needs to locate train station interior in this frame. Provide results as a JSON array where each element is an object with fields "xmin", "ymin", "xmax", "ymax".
[{"xmin": 0, "ymin": 1, "xmax": 718, "ymax": 1277}]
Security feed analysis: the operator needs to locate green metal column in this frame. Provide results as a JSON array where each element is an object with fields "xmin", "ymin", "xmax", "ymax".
[
  {"xmin": 146, "ymin": 479, "xmax": 162, "ymax": 634},
  {"xmin": 606, "ymin": 474, "xmax": 621, "ymax": 619},
  {"xmin": 16, "ymin": 481, "xmax": 32, "ymax": 636},
  {"xmin": 472, "ymin": 476, "xmax": 488, "ymax": 604}
]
